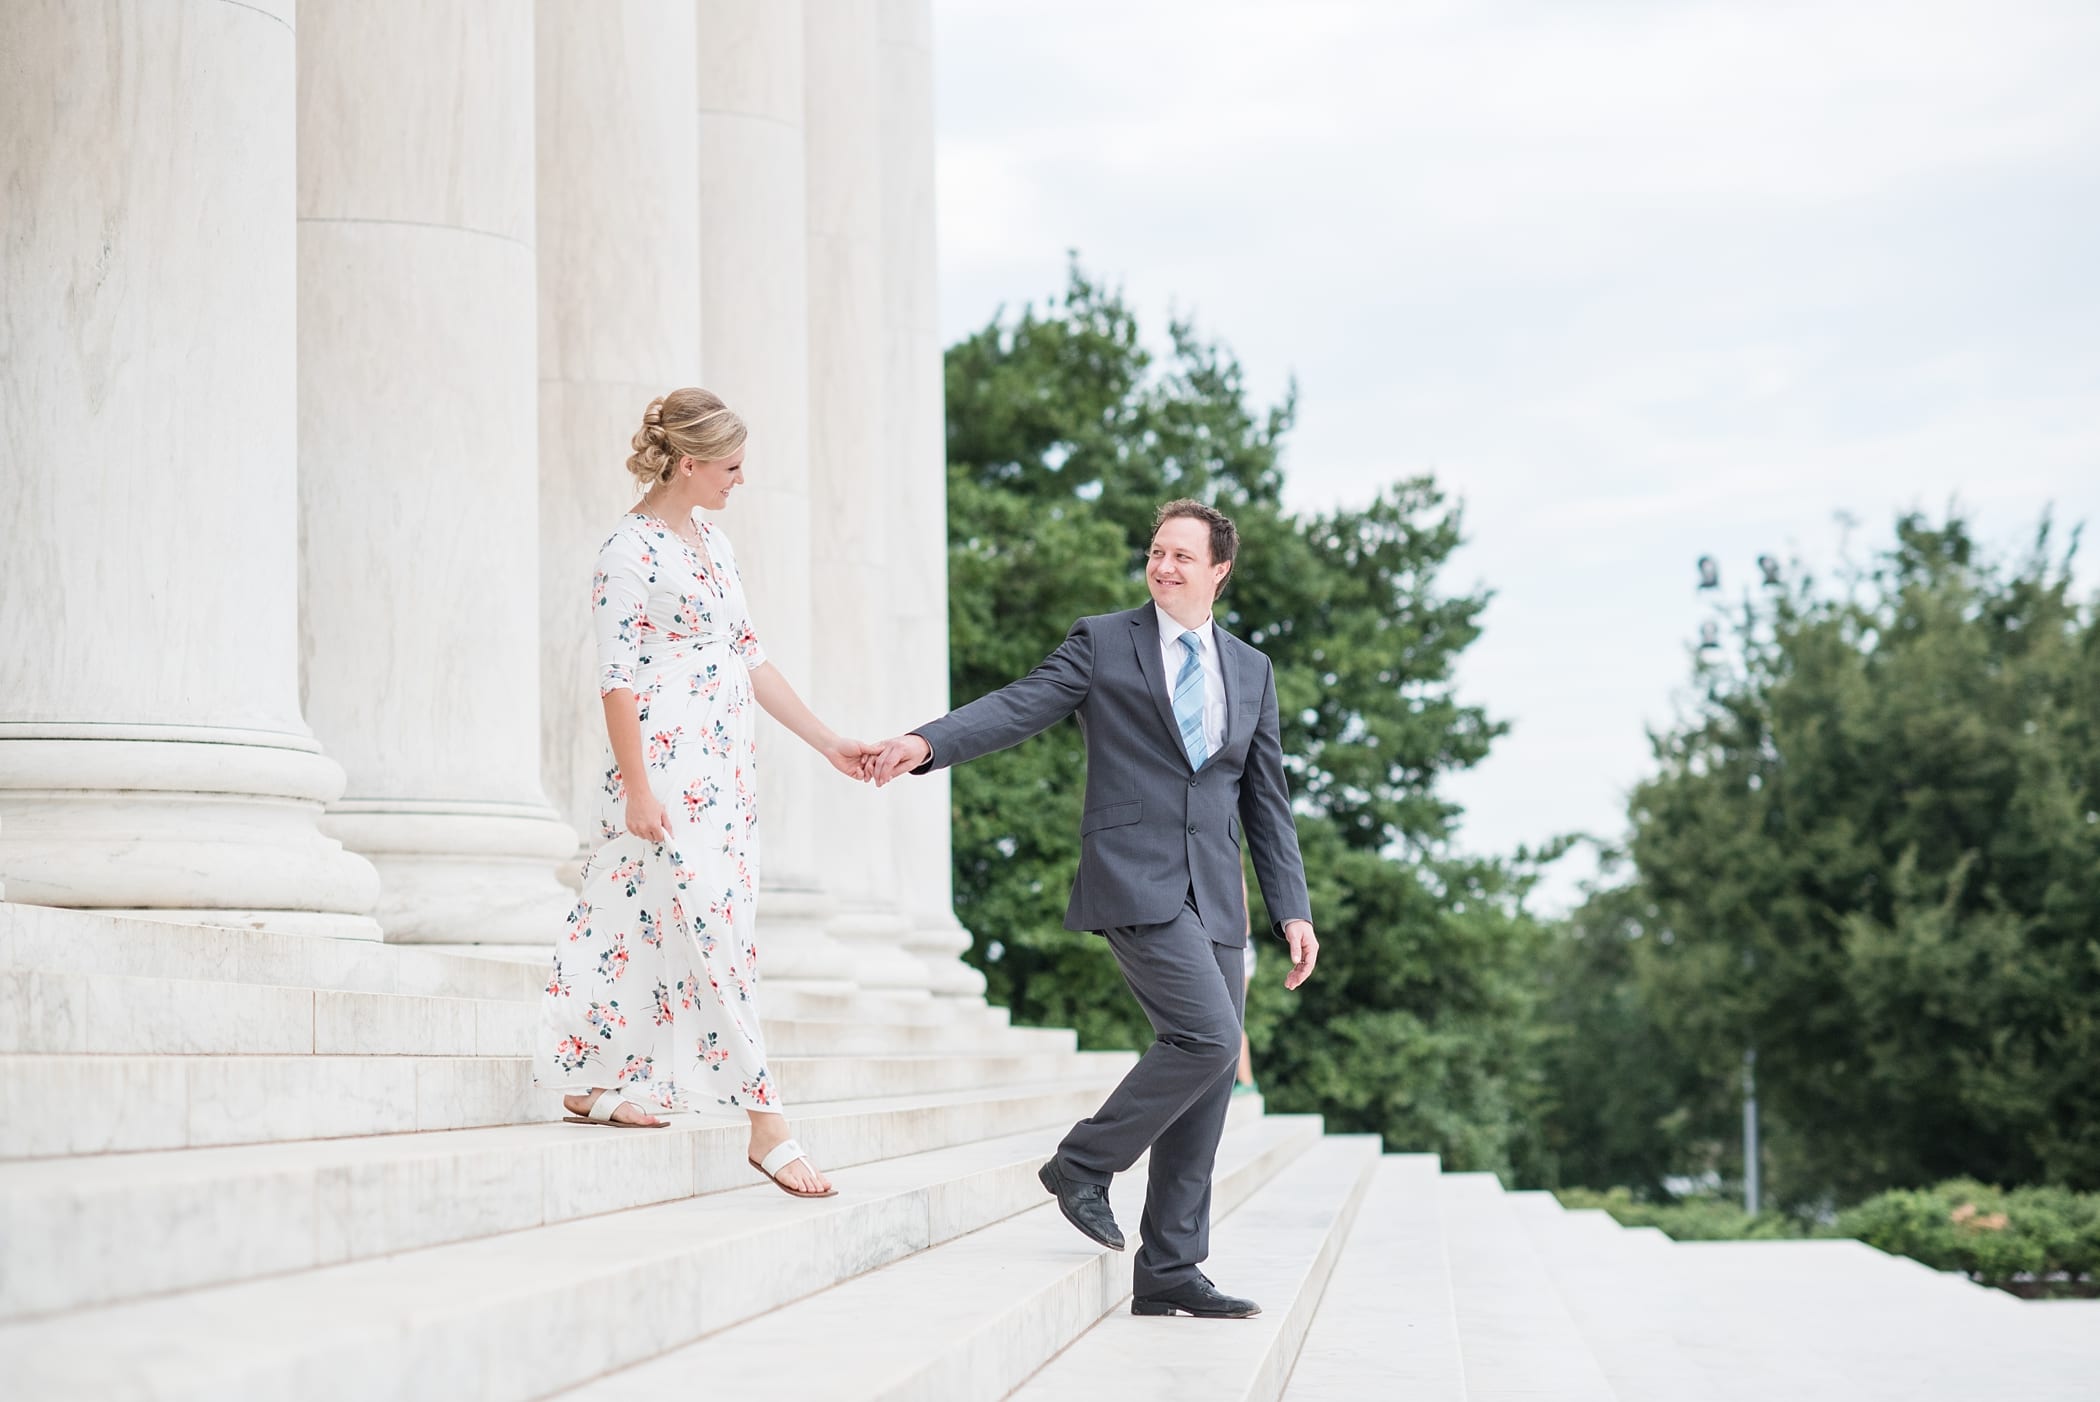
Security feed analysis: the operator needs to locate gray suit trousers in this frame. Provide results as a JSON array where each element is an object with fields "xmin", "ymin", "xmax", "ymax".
[{"xmin": 1054, "ymin": 897, "xmax": 1244, "ymax": 1295}]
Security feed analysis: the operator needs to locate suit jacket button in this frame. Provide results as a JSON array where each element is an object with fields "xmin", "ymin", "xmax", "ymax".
[
  {"xmin": 1188, "ymin": 777, "xmax": 1198, "ymax": 787},
  {"xmin": 1187, "ymin": 824, "xmax": 1198, "ymax": 834}
]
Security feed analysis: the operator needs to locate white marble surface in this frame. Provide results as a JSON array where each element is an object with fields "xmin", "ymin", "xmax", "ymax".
[
  {"xmin": 0, "ymin": 1052, "xmax": 561, "ymax": 1160},
  {"xmin": 0, "ymin": 1077, "xmax": 1147, "ymax": 1319},
  {"xmin": 559, "ymin": 1107, "xmax": 1316, "ymax": 1402},
  {"xmin": 1282, "ymin": 1154, "xmax": 1469, "ymax": 1402},
  {"xmin": 802, "ymin": 0, "xmax": 934, "ymax": 995},
  {"xmin": 0, "ymin": 904, "xmax": 545, "ymax": 1002},
  {"xmin": 0, "ymin": 970, "xmax": 314, "ymax": 1055},
  {"xmin": 296, "ymin": 0, "xmax": 535, "ymax": 243},
  {"xmin": 1506, "ymin": 1187, "xmax": 1735, "ymax": 1402},
  {"xmin": 1435, "ymin": 1171, "xmax": 1621, "ymax": 1401},
  {"xmin": 534, "ymin": 0, "xmax": 703, "ymax": 877},
  {"xmin": 1010, "ymin": 1135, "xmax": 1379, "ymax": 1402},
  {"xmin": 0, "ymin": 1100, "xmax": 1279, "ymax": 1400},
  {"xmin": 313, "ymin": 987, "xmax": 478, "ymax": 1055},
  {"xmin": 878, "ymin": 0, "xmax": 984, "ymax": 999},
  {"xmin": 767, "ymin": 1048, "xmax": 1116, "ymax": 1103},
  {"xmin": 1646, "ymin": 1234, "xmax": 2100, "ymax": 1399},
  {"xmin": 297, "ymin": 3, "xmax": 576, "ymax": 945},
  {"xmin": 0, "ymin": 2, "xmax": 381, "ymax": 924}
]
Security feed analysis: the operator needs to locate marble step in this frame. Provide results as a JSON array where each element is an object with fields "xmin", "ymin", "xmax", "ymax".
[
  {"xmin": 0, "ymin": 1102, "xmax": 1294, "ymax": 1402},
  {"xmin": 0, "ymin": 902, "xmax": 544, "ymax": 1003},
  {"xmin": 1639, "ymin": 1237, "xmax": 2100, "ymax": 1400},
  {"xmin": 425, "ymin": 940, "xmax": 1014, "ymax": 1027},
  {"xmin": 1505, "ymin": 1189, "xmax": 1736, "ymax": 1402},
  {"xmin": 552, "ymin": 1108, "xmax": 1328, "ymax": 1402},
  {"xmin": 0, "ymin": 964, "xmax": 1062, "ymax": 1060},
  {"xmin": 1578, "ymin": 1208, "xmax": 2022, "ymax": 1315},
  {"xmin": 1435, "ymin": 1172, "xmax": 1621, "ymax": 1401},
  {"xmin": 0, "ymin": 1049, "xmax": 1137, "ymax": 1160},
  {"xmin": 1009, "ymin": 1134, "xmax": 1382, "ymax": 1402},
  {"xmin": 0, "ymin": 903, "xmax": 1010, "ymax": 1033},
  {"xmin": 1281, "ymin": 1154, "xmax": 1468, "ymax": 1402},
  {"xmin": 0, "ymin": 1075, "xmax": 1168, "ymax": 1321}
]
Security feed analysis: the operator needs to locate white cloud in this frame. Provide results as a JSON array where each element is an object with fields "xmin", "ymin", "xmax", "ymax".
[{"xmin": 934, "ymin": 0, "xmax": 2100, "ymax": 912}]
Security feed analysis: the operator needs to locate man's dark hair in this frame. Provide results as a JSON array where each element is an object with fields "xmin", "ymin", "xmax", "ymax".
[{"xmin": 1152, "ymin": 498, "xmax": 1239, "ymax": 573}]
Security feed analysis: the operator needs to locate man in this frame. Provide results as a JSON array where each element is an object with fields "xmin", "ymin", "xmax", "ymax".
[{"xmin": 871, "ymin": 499, "xmax": 1319, "ymax": 1320}]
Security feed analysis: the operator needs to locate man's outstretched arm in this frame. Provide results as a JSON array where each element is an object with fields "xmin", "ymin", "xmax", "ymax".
[{"xmin": 872, "ymin": 618, "xmax": 1095, "ymax": 784}]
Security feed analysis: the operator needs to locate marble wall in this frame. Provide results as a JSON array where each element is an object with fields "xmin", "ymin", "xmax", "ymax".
[
  {"xmin": 0, "ymin": 0, "xmax": 380, "ymax": 938},
  {"xmin": 0, "ymin": 2, "xmax": 978, "ymax": 995}
]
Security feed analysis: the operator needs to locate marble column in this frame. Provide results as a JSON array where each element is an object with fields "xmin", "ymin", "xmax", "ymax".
[
  {"xmin": 298, "ymin": 0, "xmax": 576, "ymax": 944},
  {"xmin": 695, "ymin": 0, "xmax": 859, "ymax": 991},
  {"xmin": 0, "ymin": 1, "xmax": 381, "ymax": 936},
  {"xmin": 803, "ymin": 0, "xmax": 937, "ymax": 994},
  {"xmin": 534, "ymin": 0, "xmax": 703, "ymax": 887},
  {"xmin": 879, "ymin": 0, "xmax": 986, "ymax": 999}
]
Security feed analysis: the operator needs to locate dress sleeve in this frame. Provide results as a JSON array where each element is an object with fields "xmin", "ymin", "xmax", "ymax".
[
  {"xmin": 593, "ymin": 529, "xmax": 650, "ymax": 695},
  {"xmin": 707, "ymin": 523, "xmax": 768, "ymax": 670}
]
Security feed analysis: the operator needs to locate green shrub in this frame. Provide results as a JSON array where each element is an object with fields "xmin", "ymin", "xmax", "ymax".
[
  {"xmin": 1553, "ymin": 1186, "xmax": 1808, "ymax": 1241},
  {"xmin": 1556, "ymin": 1179, "xmax": 2100, "ymax": 1292},
  {"xmin": 1838, "ymin": 1180, "xmax": 2100, "ymax": 1287}
]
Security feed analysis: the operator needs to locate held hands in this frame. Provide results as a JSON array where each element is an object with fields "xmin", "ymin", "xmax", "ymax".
[
  {"xmin": 1282, "ymin": 919, "xmax": 1320, "ymax": 989},
  {"xmin": 821, "ymin": 735, "xmax": 881, "ymax": 782},
  {"xmin": 812, "ymin": 732, "xmax": 922, "ymax": 786},
  {"xmin": 869, "ymin": 733, "xmax": 932, "ymax": 787}
]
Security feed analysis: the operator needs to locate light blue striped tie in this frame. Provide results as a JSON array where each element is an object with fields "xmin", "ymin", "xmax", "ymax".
[{"xmin": 1173, "ymin": 631, "xmax": 1208, "ymax": 770}]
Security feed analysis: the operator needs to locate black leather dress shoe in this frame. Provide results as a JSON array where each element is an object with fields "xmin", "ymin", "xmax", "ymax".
[
  {"xmin": 1131, "ymin": 1274, "xmax": 1262, "ymax": 1318},
  {"xmin": 1038, "ymin": 1159, "xmax": 1124, "ymax": 1251}
]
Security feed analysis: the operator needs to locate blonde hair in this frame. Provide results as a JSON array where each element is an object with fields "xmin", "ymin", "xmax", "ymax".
[{"xmin": 626, "ymin": 388, "xmax": 748, "ymax": 486}]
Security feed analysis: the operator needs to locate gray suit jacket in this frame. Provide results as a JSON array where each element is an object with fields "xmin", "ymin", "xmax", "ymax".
[{"xmin": 913, "ymin": 604, "xmax": 1312, "ymax": 947}]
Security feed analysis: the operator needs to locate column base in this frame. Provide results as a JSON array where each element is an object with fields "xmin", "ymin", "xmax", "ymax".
[
  {"xmin": 903, "ymin": 908, "xmax": 988, "ymax": 1000},
  {"xmin": 0, "ymin": 729, "xmax": 382, "ymax": 919},
  {"xmin": 101, "ymin": 908, "xmax": 386, "ymax": 941},
  {"xmin": 323, "ymin": 801, "xmax": 576, "ymax": 945},
  {"xmin": 828, "ymin": 906, "xmax": 936, "ymax": 995},
  {"xmin": 754, "ymin": 887, "xmax": 860, "ymax": 995}
]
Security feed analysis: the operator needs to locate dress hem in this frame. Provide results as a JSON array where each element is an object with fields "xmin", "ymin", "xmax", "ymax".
[{"xmin": 531, "ymin": 1075, "xmax": 788, "ymax": 1115}]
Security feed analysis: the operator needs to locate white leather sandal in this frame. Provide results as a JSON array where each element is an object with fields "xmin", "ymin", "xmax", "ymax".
[
  {"xmin": 749, "ymin": 1138, "xmax": 837, "ymax": 1198},
  {"xmin": 562, "ymin": 1090, "xmax": 667, "ymax": 1129}
]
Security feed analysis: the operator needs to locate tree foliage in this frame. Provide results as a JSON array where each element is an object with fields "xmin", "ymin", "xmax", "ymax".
[
  {"xmin": 1603, "ymin": 514, "xmax": 2100, "ymax": 1201},
  {"xmin": 942, "ymin": 261, "xmax": 1548, "ymax": 1174}
]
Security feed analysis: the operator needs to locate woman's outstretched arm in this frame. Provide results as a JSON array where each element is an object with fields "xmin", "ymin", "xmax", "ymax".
[{"xmin": 749, "ymin": 661, "xmax": 872, "ymax": 779}]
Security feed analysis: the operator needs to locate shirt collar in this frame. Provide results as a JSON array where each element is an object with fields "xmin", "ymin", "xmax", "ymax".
[{"xmin": 1155, "ymin": 604, "xmax": 1216, "ymax": 654}]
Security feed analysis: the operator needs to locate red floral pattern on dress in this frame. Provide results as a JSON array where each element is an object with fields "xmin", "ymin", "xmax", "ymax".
[{"xmin": 535, "ymin": 514, "xmax": 778, "ymax": 1114}]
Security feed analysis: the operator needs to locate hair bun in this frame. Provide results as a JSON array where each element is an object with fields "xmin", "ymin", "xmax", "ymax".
[{"xmin": 623, "ymin": 388, "xmax": 749, "ymax": 490}]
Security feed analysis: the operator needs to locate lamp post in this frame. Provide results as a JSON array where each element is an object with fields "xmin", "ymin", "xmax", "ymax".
[{"xmin": 1696, "ymin": 553, "xmax": 1772, "ymax": 1218}]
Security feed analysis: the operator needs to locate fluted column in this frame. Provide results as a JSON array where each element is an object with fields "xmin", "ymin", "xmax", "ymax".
[
  {"xmin": 298, "ymin": 0, "xmax": 575, "ymax": 944},
  {"xmin": 535, "ymin": 0, "xmax": 702, "ymax": 887},
  {"xmin": 695, "ymin": 0, "xmax": 859, "ymax": 990},
  {"xmin": 0, "ymin": 0, "xmax": 381, "ymax": 936},
  {"xmin": 804, "ymin": 0, "xmax": 934, "ymax": 994},
  {"xmin": 879, "ymin": 0, "xmax": 985, "ymax": 999}
]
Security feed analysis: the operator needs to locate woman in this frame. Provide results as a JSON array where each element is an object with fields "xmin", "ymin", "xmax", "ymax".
[{"xmin": 533, "ymin": 388, "xmax": 865, "ymax": 1199}]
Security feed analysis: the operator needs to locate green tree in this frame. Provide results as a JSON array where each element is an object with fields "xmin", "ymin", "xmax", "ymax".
[
  {"xmin": 1532, "ymin": 861, "xmax": 1736, "ymax": 1196},
  {"xmin": 1624, "ymin": 514, "xmax": 2100, "ymax": 1201},
  {"xmin": 942, "ymin": 260, "xmax": 1549, "ymax": 1175}
]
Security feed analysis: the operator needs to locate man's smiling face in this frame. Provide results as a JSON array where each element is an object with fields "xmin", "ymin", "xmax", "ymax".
[{"xmin": 1147, "ymin": 516, "xmax": 1230, "ymax": 619}]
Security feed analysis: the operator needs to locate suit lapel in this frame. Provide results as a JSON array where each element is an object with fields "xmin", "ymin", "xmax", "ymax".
[
  {"xmin": 1129, "ymin": 606, "xmax": 1191, "ymax": 768},
  {"xmin": 1202, "ymin": 626, "xmax": 1253, "ymax": 770}
]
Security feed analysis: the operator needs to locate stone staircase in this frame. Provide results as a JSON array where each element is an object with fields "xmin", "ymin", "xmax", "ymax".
[{"xmin": 2, "ymin": 901, "xmax": 2094, "ymax": 1401}]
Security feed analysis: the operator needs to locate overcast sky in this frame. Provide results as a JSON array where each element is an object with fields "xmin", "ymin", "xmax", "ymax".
[{"xmin": 930, "ymin": 0, "xmax": 2100, "ymax": 910}]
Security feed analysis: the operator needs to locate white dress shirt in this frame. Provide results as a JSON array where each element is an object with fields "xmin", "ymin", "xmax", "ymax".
[{"xmin": 1155, "ymin": 605, "xmax": 1226, "ymax": 755}]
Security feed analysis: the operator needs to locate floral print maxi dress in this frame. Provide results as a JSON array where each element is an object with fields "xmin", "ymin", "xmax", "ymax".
[{"xmin": 533, "ymin": 511, "xmax": 780, "ymax": 1113}]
